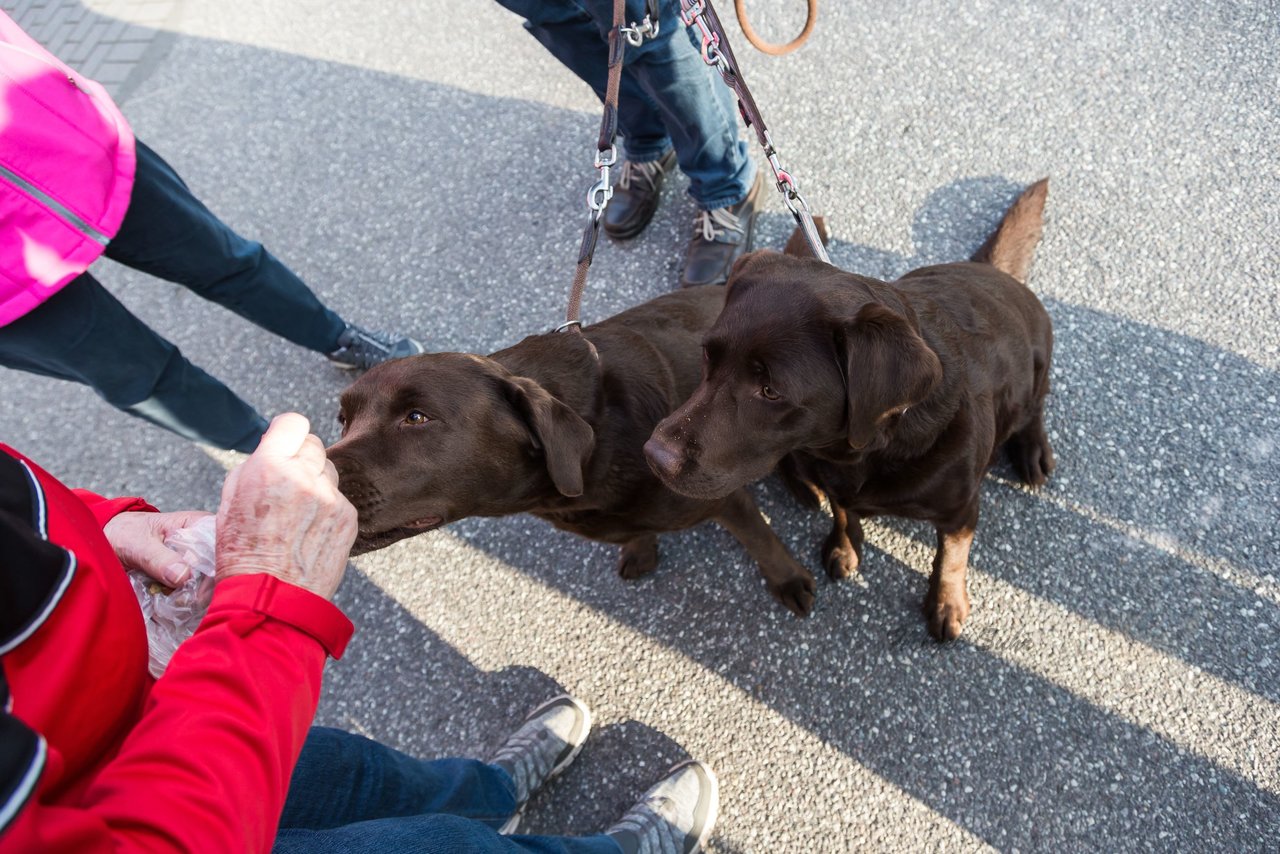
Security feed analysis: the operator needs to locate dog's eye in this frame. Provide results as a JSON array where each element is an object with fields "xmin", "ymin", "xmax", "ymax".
[
  {"xmin": 336, "ymin": 412, "xmax": 346, "ymax": 426},
  {"xmin": 761, "ymin": 384, "xmax": 780, "ymax": 401},
  {"xmin": 403, "ymin": 410, "xmax": 431, "ymax": 426}
]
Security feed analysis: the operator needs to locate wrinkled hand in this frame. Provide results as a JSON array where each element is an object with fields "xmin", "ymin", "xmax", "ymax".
[
  {"xmin": 104, "ymin": 510, "xmax": 213, "ymax": 587},
  {"xmin": 215, "ymin": 413, "xmax": 357, "ymax": 601}
]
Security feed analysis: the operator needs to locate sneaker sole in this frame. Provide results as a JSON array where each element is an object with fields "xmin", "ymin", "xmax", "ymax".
[
  {"xmin": 675, "ymin": 759, "xmax": 720, "ymax": 854},
  {"xmin": 498, "ymin": 694, "xmax": 594, "ymax": 835}
]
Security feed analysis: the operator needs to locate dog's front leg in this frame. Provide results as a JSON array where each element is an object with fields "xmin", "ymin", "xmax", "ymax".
[
  {"xmin": 714, "ymin": 489, "xmax": 816, "ymax": 618},
  {"xmin": 821, "ymin": 503, "xmax": 864, "ymax": 581},
  {"xmin": 924, "ymin": 502, "xmax": 978, "ymax": 641},
  {"xmin": 617, "ymin": 534, "xmax": 660, "ymax": 580}
]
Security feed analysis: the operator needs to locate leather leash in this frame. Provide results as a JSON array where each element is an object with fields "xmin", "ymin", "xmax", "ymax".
[
  {"xmin": 560, "ymin": 0, "xmax": 661, "ymax": 335},
  {"xmin": 680, "ymin": 0, "xmax": 830, "ymax": 263},
  {"xmin": 735, "ymin": 0, "xmax": 818, "ymax": 56},
  {"xmin": 559, "ymin": 0, "xmax": 824, "ymax": 334}
]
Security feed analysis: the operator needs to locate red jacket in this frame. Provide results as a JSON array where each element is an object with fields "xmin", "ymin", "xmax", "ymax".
[{"xmin": 0, "ymin": 445, "xmax": 354, "ymax": 852}]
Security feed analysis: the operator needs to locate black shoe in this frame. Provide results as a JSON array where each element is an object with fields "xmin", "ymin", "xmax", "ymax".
[
  {"xmin": 678, "ymin": 170, "xmax": 763, "ymax": 288},
  {"xmin": 327, "ymin": 324, "xmax": 424, "ymax": 370},
  {"xmin": 604, "ymin": 150, "xmax": 677, "ymax": 241}
]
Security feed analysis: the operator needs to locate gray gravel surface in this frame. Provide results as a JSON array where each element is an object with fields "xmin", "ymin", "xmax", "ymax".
[{"xmin": 2, "ymin": 1, "xmax": 1277, "ymax": 851}]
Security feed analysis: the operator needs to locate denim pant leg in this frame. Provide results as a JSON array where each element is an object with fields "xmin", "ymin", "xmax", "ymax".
[
  {"xmin": 104, "ymin": 139, "xmax": 347, "ymax": 353},
  {"xmin": 609, "ymin": 0, "xmax": 755, "ymax": 208},
  {"xmin": 274, "ymin": 728, "xmax": 620, "ymax": 854},
  {"xmin": 495, "ymin": 0, "xmax": 754, "ymax": 204},
  {"xmin": 0, "ymin": 272, "xmax": 268, "ymax": 452},
  {"xmin": 493, "ymin": 0, "xmax": 671, "ymax": 162},
  {"xmin": 274, "ymin": 814, "xmax": 622, "ymax": 854},
  {"xmin": 279, "ymin": 727, "xmax": 519, "ymax": 831}
]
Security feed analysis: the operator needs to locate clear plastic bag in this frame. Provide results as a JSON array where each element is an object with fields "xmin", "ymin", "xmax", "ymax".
[{"xmin": 128, "ymin": 515, "xmax": 217, "ymax": 678}]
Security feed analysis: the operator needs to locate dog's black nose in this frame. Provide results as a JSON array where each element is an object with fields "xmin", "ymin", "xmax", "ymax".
[{"xmin": 643, "ymin": 437, "xmax": 684, "ymax": 482}]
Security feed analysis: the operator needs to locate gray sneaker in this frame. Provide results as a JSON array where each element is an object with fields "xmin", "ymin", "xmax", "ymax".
[
  {"xmin": 606, "ymin": 760, "xmax": 719, "ymax": 854},
  {"xmin": 327, "ymin": 324, "xmax": 424, "ymax": 370},
  {"xmin": 489, "ymin": 694, "xmax": 593, "ymax": 835}
]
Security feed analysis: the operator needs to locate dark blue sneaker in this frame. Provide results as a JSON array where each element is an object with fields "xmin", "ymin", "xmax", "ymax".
[{"xmin": 327, "ymin": 324, "xmax": 424, "ymax": 370}]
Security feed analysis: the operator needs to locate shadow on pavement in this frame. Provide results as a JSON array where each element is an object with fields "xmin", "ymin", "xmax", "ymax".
[
  {"xmin": 4, "ymin": 6, "xmax": 1277, "ymax": 849},
  {"xmin": 451, "ymin": 197, "xmax": 1280, "ymax": 849},
  {"xmin": 325, "ymin": 569, "xmax": 700, "ymax": 838}
]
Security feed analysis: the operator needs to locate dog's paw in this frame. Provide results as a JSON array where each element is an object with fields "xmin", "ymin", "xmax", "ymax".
[
  {"xmin": 923, "ymin": 585, "xmax": 971, "ymax": 642},
  {"xmin": 767, "ymin": 569, "xmax": 817, "ymax": 618},
  {"xmin": 1008, "ymin": 429, "xmax": 1056, "ymax": 487},
  {"xmin": 1014, "ymin": 444, "xmax": 1055, "ymax": 486},
  {"xmin": 821, "ymin": 539, "xmax": 860, "ymax": 581},
  {"xmin": 617, "ymin": 538, "xmax": 660, "ymax": 580}
]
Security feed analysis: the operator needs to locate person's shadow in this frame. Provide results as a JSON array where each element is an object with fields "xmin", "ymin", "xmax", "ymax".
[{"xmin": 2, "ymin": 3, "xmax": 1277, "ymax": 849}]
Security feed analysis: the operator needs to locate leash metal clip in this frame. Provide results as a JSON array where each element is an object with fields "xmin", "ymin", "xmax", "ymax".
[
  {"xmin": 587, "ymin": 145, "xmax": 618, "ymax": 219},
  {"xmin": 679, "ymin": 0, "xmax": 706, "ymax": 26},
  {"xmin": 681, "ymin": 2, "xmax": 730, "ymax": 76},
  {"xmin": 621, "ymin": 15, "xmax": 659, "ymax": 46}
]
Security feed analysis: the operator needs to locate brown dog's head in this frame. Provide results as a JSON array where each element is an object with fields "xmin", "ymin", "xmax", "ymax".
[
  {"xmin": 328, "ymin": 352, "xmax": 595, "ymax": 554},
  {"xmin": 644, "ymin": 251, "xmax": 941, "ymax": 499}
]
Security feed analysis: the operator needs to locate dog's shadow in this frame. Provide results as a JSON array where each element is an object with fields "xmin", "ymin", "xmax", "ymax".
[{"xmin": 447, "ymin": 176, "xmax": 1280, "ymax": 847}]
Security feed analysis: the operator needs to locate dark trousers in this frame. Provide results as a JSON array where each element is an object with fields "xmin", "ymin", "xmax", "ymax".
[
  {"xmin": 273, "ymin": 727, "xmax": 621, "ymax": 854},
  {"xmin": 494, "ymin": 0, "xmax": 755, "ymax": 209},
  {"xmin": 0, "ymin": 140, "xmax": 346, "ymax": 452}
]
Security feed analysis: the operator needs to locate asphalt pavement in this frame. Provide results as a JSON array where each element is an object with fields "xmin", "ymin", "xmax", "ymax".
[{"xmin": 2, "ymin": 0, "xmax": 1277, "ymax": 850}]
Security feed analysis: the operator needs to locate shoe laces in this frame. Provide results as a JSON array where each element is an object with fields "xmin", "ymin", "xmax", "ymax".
[
  {"xmin": 491, "ymin": 728, "xmax": 557, "ymax": 805},
  {"xmin": 611, "ymin": 796, "xmax": 685, "ymax": 854},
  {"xmin": 692, "ymin": 207, "xmax": 745, "ymax": 243},
  {"xmin": 618, "ymin": 158, "xmax": 665, "ymax": 191},
  {"xmin": 343, "ymin": 327, "xmax": 394, "ymax": 354}
]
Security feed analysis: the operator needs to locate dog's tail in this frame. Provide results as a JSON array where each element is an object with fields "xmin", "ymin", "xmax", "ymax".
[
  {"xmin": 970, "ymin": 178, "xmax": 1049, "ymax": 283},
  {"xmin": 783, "ymin": 215, "xmax": 831, "ymax": 258}
]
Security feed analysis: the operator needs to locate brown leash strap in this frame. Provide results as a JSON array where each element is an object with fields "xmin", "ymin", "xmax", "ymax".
[
  {"xmin": 679, "ymin": 0, "xmax": 830, "ymax": 263},
  {"xmin": 562, "ymin": 0, "xmax": 660, "ymax": 333},
  {"xmin": 734, "ymin": 0, "xmax": 818, "ymax": 57}
]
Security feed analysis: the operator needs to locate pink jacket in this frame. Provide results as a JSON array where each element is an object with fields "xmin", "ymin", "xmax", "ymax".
[{"xmin": 0, "ymin": 10, "xmax": 135, "ymax": 326}]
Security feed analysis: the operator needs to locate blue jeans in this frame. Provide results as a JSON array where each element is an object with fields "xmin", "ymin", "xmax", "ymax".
[
  {"xmin": 495, "ymin": 0, "xmax": 755, "ymax": 209},
  {"xmin": 0, "ymin": 140, "xmax": 347, "ymax": 452},
  {"xmin": 273, "ymin": 727, "xmax": 622, "ymax": 854}
]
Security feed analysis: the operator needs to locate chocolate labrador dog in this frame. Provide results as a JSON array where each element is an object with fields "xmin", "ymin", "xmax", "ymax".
[
  {"xmin": 645, "ymin": 180, "xmax": 1055, "ymax": 640},
  {"xmin": 327, "ymin": 287, "xmax": 818, "ymax": 616}
]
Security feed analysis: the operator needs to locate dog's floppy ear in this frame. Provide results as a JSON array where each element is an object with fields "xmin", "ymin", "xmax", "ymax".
[
  {"xmin": 504, "ymin": 376, "xmax": 596, "ymax": 497},
  {"xmin": 726, "ymin": 249, "xmax": 779, "ymax": 284},
  {"xmin": 840, "ymin": 303, "xmax": 942, "ymax": 450}
]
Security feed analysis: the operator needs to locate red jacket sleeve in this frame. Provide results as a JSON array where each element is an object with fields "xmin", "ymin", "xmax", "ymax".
[
  {"xmin": 1, "ymin": 446, "xmax": 355, "ymax": 853},
  {"xmin": 84, "ymin": 574, "xmax": 353, "ymax": 852},
  {"xmin": 2, "ymin": 573, "xmax": 353, "ymax": 854},
  {"xmin": 71, "ymin": 488, "xmax": 157, "ymax": 527},
  {"xmin": 1, "ymin": 574, "xmax": 354, "ymax": 854}
]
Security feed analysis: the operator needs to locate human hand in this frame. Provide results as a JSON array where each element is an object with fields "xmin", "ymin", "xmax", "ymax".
[
  {"xmin": 104, "ymin": 510, "xmax": 213, "ymax": 587},
  {"xmin": 215, "ymin": 413, "xmax": 357, "ymax": 601}
]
